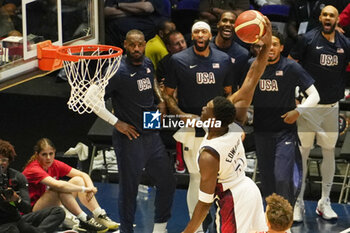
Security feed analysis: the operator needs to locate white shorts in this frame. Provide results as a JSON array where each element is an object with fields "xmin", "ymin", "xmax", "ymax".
[
  {"xmin": 215, "ymin": 176, "xmax": 268, "ymax": 233},
  {"xmin": 297, "ymin": 102, "xmax": 339, "ymax": 149}
]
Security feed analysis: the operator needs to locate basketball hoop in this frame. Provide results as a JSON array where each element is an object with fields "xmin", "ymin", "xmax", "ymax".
[{"xmin": 37, "ymin": 41, "xmax": 123, "ymax": 114}]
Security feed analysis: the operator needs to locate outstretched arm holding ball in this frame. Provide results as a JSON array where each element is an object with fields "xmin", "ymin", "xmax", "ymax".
[{"xmin": 228, "ymin": 15, "xmax": 272, "ymax": 124}]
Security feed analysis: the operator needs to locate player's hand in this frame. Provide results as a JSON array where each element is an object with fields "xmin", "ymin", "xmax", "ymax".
[
  {"xmin": 259, "ymin": 16, "xmax": 272, "ymax": 47},
  {"xmin": 281, "ymin": 110, "xmax": 300, "ymax": 124},
  {"xmin": 85, "ymin": 187, "xmax": 97, "ymax": 202},
  {"xmin": 115, "ymin": 120, "xmax": 140, "ymax": 140}
]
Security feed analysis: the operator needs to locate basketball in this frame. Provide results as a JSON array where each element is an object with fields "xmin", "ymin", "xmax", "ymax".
[{"xmin": 235, "ymin": 10, "xmax": 266, "ymax": 44}]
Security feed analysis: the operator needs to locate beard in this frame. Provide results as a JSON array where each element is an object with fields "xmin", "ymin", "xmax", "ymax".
[
  {"xmin": 193, "ymin": 39, "xmax": 210, "ymax": 52},
  {"xmin": 268, "ymin": 54, "xmax": 280, "ymax": 63},
  {"xmin": 322, "ymin": 22, "xmax": 336, "ymax": 34},
  {"xmin": 126, "ymin": 50, "xmax": 144, "ymax": 63}
]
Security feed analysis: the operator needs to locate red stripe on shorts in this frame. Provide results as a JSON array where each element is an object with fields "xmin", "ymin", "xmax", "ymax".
[{"xmin": 215, "ymin": 183, "xmax": 237, "ymax": 233}]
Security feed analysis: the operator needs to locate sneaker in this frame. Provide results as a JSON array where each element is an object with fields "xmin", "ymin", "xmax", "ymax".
[
  {"xmin": 293, "ymin": 199, "xmax": 305, "ymax": 222},
  {"xmin": 316, "ymin": 198, "xmax": 338, "ymax": 220},
  {"xmin": 79, "ymin": 216, "xmax": 108, "ymax": 233},
  {"xmin": 175, "ymin": 160, "xmax": 186, "ymax": 173},
  {"xmin": 95, "ymin": 213, "xmax": 119, "ymax": 230}
]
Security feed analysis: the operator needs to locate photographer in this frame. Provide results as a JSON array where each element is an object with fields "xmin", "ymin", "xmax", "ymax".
[{"xmin": 0, "ymin": 139, "xmax": 65, "ymax": 233}]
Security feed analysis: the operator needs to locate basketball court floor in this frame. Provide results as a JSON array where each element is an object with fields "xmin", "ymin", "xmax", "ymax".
[
  {"xmin": 93, "ymin": 182, "xmax": 350, "ymax": 233},
  {"xmin": 0, "ymin": 73, "xmax": 350, "ymax": 233}
]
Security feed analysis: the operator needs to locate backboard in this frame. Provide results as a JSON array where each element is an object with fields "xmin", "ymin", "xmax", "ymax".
[{"xmin": 0, "ymin": 0, "xmax": 105, "ymax": 90}]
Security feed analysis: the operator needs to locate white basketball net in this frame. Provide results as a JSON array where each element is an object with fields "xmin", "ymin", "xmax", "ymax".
[{"xmin": 61, "ymin": 47, "xmax": 122, "ymax": 114}]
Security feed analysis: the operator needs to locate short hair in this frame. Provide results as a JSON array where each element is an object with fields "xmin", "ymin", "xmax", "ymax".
[
  {"xmin": 266, "ymin": 193, "xmax": 293, "ymax": 231},
  {"xmin": 125, "ymin": 29, "xmax": 145, "ymax": 41},
  {"xmin": 0, "ymin": 139, "xmax": 16, "ymax": 163},
  {"xmin": 212, "ymin": 96, "xmax": 236, "ymax": 127},
  {"xmin": 272, "ymin": 29, "xmax": 285, "ymax": 45},
  {"xmin": 164, "ymin": 30, "xmax": 182, "ymax": 46},
  {"xmin": 156, "ymin": 19, "xmax": 173, "ymax": 34}
]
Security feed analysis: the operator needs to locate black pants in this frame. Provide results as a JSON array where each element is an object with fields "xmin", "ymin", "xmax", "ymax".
[
  {"xmin": 113, "ymin": 130, "xmax": 176, "ymax": 233},
  {"xmin": 0, "ymin": 207, "xmax": 65, "ymax": 233}
]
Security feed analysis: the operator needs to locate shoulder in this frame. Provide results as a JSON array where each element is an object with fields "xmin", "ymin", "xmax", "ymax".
[
  {"xmin": 232, "ymin": 42, "xmax": 250, "ymax": 56},
  {"xmin": 143, "ymin": 57, "xmax": 154, "ymax": 69},
  {"xmin": 211, "ymin": 47, "xmax": 230, "ymax": 59},
  {"xmin": 171, "ymin": 48, "xmax": 192, "ymax": 62},
  {"xmin": 9, "ymin": 168, "xmax": 24, "ymax": 178},
  {"xmin": 336, "ymin": 31, "xmax": 350, "ymax": 47},
  {"xmin": 301, "ymin": 28, "xmax": 320, "ymax": 43}
]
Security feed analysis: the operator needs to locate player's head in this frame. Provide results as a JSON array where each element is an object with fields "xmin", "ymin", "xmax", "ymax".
[
  {"xmin": 250, "ymin": 40, "xmax": 264, "ymax": 57},
  {"xmin": 191, "ymin": 21, "xmax": 212, "ymax": 52},
  {"xmin": 157, "ymin": 20, "xmax": 176, "ymax": 40},
  {"xmin": 319, "ymin": 5, "xmax": 339, "ymax": 35},
  {"xmin": 124, "ymin": 29, "xmax": 146, "ymax": 64},
  {"xmin": 217, "ymin": 11, "xmax": 236, "ymax": 40},
  {"xmin": 33, "ymin": 138, "xmax": 56, "ymax": 170},
  {"xmin": 265, "ymin": 193, "xmax": 293, "ymax": 232},
  {"xmin": 165, "ymin": 30, "xmax": 187, "ymax": 54},
  {"xmin": 201, "ymin": 96, "xmax": 236, "ymax": 127},
  {"xmin": 0, "ymin": 139, "xmax": 16, "ymax": 172},
  {"xmin": 268, "ymin": 30, "xmax": 284, "ymax": 64}
]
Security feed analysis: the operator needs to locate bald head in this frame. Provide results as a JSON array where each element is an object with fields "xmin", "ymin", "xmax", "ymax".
[
  {"xmin": 321, "ymin": 5, "xmax": 339, "ymax": 17},
  {"xmin": 319, "ymin": 5, "xmax": 339, "ymax": 35}
]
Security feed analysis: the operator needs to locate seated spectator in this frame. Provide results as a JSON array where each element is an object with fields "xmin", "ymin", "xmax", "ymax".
[
  {"xmin": 0, "ymin": 139, "xmax": 65, "ymax": 233},
  {"xmin": 22, "ymin": 138, "xmax": 118, "ymax": 233},
  {"xmin": 260, "ymin": 193, "xmax": 293, "ymax": 233},
  {"xmin": 199, "ymin": 0, "xmax": 250, "ymax": 34},
  {"xmin": 104, "ymin": 0, "xmax": 168, "ymax": 49},
  {"xmin": 145, "ymin": 19, "xmax": 175, "ymax": 70}
]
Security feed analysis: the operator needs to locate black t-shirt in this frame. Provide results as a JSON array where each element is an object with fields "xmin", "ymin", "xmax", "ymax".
[
  {"xmin": 253, "ymin": 56, "xmax": 314, "ymax": 132},
  {"xmin": 105, "ymin": 56, "xmax": 157, "ymax": 134},
  {"xmin": 290, "ymin": 28, "xmax": 350, "ymax": 104}
]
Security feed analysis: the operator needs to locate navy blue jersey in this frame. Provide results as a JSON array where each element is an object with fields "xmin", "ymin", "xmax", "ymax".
[
  {"xmin": 105, "ymin": 56, "xmax": 156, "ymax": 134},
  {"xmin": 253, "ymin": 56, "xmax": 314, "ymax": 132},
  {"xmin": 165, "ymin": 47, "xmax": 233, "ymax": 115},
  {"xmin": 290, "ymin": 28, "xmax": 350, "ymax": 104},
  {"xmin": 210, "ymin": 37, "xmax": 250, "ymax": 89}
]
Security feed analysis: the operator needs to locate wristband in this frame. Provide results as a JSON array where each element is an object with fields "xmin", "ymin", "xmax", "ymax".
[
  {"xmin": 115, "ymin": 1, "xmax": 119, "ymax": 8},
  {"xmin": 198, "ymin": 190, "xmax": 214, "ymax": 203},
  {"xmin": 81, "ymin": 186, "xmax": 87, "ymax": 193}
]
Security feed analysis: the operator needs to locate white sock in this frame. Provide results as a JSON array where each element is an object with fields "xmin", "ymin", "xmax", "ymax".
[
  {"xmin": 92, "ymin": 207, "xmax": 103, "ymax": 217},
  {"xmin": 320, "ymin": 147, "xmax": 335, "ymax": 201},
  {"xmin": 298, "ymin": 146, "xmax": 311, "ymax": 202},
  {"xmin": 77, "ymin": 212, "xmax": 87, "ymax": 221},
  {"xmin": 153, "ymin": 222, "xmax": 167, "ymax": 232}
]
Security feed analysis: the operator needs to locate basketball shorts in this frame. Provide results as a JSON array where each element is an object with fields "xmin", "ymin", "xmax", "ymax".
[
  {"xmin": 297, "ymin": 102, "xmax": 339, "ymax": 149},
  {"xmin": 215, "ymin": 176, "xmax": 268, "ymax": 233}
]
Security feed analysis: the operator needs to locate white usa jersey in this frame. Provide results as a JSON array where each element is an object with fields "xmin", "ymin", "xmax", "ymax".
[{"xmin": 197, "ymin": 123, "xmax": 246, "ymax": 191}]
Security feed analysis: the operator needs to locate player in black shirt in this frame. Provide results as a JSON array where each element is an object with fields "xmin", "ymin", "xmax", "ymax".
[{"xmin": 289, "ymin": 5, "xmax": 350, "ymax": 221}]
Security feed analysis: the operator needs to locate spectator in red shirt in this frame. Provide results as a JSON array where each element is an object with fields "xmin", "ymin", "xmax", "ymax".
[{"xmin": 22, "ymin": 138, "xmax": 118, "ymax": 233}]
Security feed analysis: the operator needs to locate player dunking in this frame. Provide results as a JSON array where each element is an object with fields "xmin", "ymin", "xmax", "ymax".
[
  {"xmin": 182, "ymin": 97, "xmax": 268, "ymax": 233},
  {"xmin": 163, "ymin": 17, "xmax": 272, "ymax": 233},
  {"xmin": 164, "ymin": 20, "xmax": 235, "ymax": 232}
]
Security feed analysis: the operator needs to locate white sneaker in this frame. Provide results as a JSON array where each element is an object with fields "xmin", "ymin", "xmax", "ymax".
[
  {"xmin": 293, "ymin": 200, "xmax": 305, "ymax": 222},
  {"xmin": 316, "ymin": 198, "xmax": 338, "ymax": 220}
]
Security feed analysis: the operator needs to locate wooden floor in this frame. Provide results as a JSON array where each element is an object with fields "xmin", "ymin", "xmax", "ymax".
[{"xmin": 91, "ymin": 182, "xmax": 350, "ymax": 233}]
